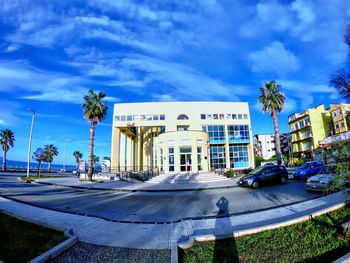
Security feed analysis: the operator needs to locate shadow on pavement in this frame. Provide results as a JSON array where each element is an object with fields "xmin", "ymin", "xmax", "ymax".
[{"xmin": 213, "ymin": 196, "xmax": 239, "ymax": 263}]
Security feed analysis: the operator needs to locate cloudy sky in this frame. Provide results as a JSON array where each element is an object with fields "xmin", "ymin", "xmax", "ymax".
[{"xmin": 0, "ymin": 0, "xmax": 349, "ymax": 164}]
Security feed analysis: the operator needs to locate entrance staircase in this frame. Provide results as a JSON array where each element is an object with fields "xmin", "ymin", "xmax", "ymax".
[{"xmin": 146, "ymin": 172, "xmax": 230, "ymax": 184}]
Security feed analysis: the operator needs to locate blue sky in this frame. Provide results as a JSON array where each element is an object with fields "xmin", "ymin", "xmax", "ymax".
[{"xmin": 0, "ymin": 0, "xmax": 349, "ymax": 165}]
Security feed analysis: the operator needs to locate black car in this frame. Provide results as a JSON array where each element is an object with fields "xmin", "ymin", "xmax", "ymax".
[{"xmin": 237, "ymin": 165, "xmax": 288, "ymax": 189}]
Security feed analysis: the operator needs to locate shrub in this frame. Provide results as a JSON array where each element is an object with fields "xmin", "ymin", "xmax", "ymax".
[{"xmin": 225, "ymin": 170, "xmax": 235, "ymax": 178}]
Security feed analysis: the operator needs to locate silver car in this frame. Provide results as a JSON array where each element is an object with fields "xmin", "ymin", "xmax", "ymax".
[{"xmin": 306, "ymin": 165, "xmax": 337, "ymax": 192}]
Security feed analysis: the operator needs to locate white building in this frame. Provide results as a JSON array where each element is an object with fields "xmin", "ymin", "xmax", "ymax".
[
  {"xmin": 254, "ymin": 134, "xmax": 276, "ymax": 160},
  {"xmin": 111, "ymin": 102, "xmax": 254, "ymax": 173}
]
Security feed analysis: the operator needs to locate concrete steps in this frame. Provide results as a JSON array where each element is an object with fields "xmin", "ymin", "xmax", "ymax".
[{"xmin": 147, "ymin": 173, "xmax": 230, "ymax": 184}]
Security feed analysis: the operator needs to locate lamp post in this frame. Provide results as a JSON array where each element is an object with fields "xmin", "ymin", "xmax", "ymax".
[
  {"xmin": 26, "ymin": 109, "xmax": 35, "ymax": 178},
  {"xmin": 63, "ymin": 138, "xmax": 73, "ymax": 172}
]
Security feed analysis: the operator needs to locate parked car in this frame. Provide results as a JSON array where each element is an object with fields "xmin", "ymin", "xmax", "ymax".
[
  {"xmin": 237, "ymin": 165, "xmax": 288, "ymax": 189},
  {"xmin": 293, "ymin": 161, "xmax": 324, "ymax": 180},
  {"xmin": 306, "ymin": 165, "xmax": 338, "ymax": 192}
]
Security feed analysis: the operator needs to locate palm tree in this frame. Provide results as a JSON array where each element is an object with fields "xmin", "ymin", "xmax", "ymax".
[
  {"xmin": 0, "ymin": 129, "xmax": 15, "ymax": 171},
  {"xmin": 82, "ymin": 89, "xmax": 108, "ymax": 181},
  {"xmin": 43, "ymin": 144, "xmax": 59, "ymax": 172},
  {"xmin": 258, "ymin": 81, "xmax": 286, "ymax": 164},
  {"xmin": 32, "ymin": 148, "xmax": 45, "ymax": 177},
  {"xmin": 92, "ymin": 155, "xmax": 99, "ymax": 165},
  {"xmin": 103, "ymin": 156, "xmax": 111, "ymax": 161},
  {"xmin": 73, "ymin": 150, "xmax": 83, "ymax": 169}
]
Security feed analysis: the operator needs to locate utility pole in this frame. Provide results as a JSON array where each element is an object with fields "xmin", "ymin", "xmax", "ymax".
[{"xmin": 26, "ymin": 109, "xmax": 35, "ymax": 178}]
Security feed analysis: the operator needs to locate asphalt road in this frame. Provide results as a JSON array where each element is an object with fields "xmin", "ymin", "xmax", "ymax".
[{"xmin": 0, "ymin": 175, "xmax": 322, "ymax": 223}]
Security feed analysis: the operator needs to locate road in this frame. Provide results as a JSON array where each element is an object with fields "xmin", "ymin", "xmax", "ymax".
[{"xmin": 0, "ymin": 175, "xmax": 322, "ymax": 223}]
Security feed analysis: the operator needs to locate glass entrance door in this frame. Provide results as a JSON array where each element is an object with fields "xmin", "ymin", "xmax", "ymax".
[{"xmin": 180, "ymin": 147, "xmax": 192, "ymax": 172}]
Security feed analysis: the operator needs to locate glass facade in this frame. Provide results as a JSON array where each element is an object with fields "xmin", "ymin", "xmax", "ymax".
[
  {"xmin": 227, "ymin": 125, "xmax": 250, "ymax": 143},
  {"xmin": 197, "ymin": 147, "xmax": 203, "ymax": 171},
  {"xmin": 210, "ymin": 145, "xmax": 226, "ymax": 169},
  {"xmin": 229, "ymin": 145, "xmax": 249, "ymax": 168},
  {"xmin": 168, "ymin": 147, "xmax": 174, "ymax": 171},
  {"xmin": 202, "ymin": 125, "xmax": 225, "ymax": 144}
]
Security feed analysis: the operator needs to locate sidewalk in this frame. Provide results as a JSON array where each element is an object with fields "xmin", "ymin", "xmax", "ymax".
[
  {"xmin": 35, "ymin": 176, "xmax": 242, "ymax": 191},
  {"xmin": 0, "ymin": 190, "xmax": 348, "ymax": 249}
]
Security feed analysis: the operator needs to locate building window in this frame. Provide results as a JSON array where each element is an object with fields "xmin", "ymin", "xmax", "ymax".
[
  {"xmin": 197, "ymin": 147, "xmax": 203, "ymax": 171},
  {"xmin": 127, "ymin": 115, "xmax": 133, "ymax": 121},
  {"xmin": 146, "ymin": 115, "xmax": 152, "ymax": 120},
  {"xmin": 243, "ymin": 114, "xmax": 248, "ymax": 119},
  {"xmin": 210, "ymin": 145, "xmax": 226, "ymax": 169},
  {"xmin": 115, "ymin": 116, "xmax": 120, "ymax": 121},
  {"xmin": 200, "ymin": 114, "xmax": 206, "ymax": 120},
  {"xmin": 213, "ymin": 114, "xmax": 218, "ymax": 119},
  {"xmin": 160, "ymin": 114, "xmax": 165, "ymax": 120},
  {"xmin": 226, "ymin": 114, "xmax": 232, "ymax": 119},
  {"xmin": 202, "ymin": 125, "xmax": 225, "ymax": 144},
  {"xmin": 160, "ymin": 148, "xmax": 163, "ymax": 172},
  {"xmin": 227, "ymin": 125, "xmax": 250, "ymax": 143},
  {"xmin": 229, "ymin": 145, "xmax": 248, "ymax": 168},
  {"xmin": 232, "ymin": 114, "xmax": 237, "ymax": 119},
  {"xmin": 169, "ymin": 147, "xmax": 174, "ymax": 172},
  {"xmin": 121, "ymin": 115, "xmax": 126, "ymax": 121},
  {"xmin": 140, "ymin": 115, "xmax": 146, "ymax": 120},
  {"xmin": 153, "ymin": 115, "xmax": 159, "ymax": 120},
  {"xmin": 133, "ymin": 115, "xmax": 139, "ymax": 121},
  {"xmin": 219, "ymin": 114, "xmax": 224, "ymax": 119},
  {"xmin": 300, "ymin": 120, "xmax": 305, "ymax": 128},
  {"xmin": 177, "ymin": 125, "xmax": 189, "ymax": 131},
  {"xmin": 160, "ymin": 126, "xmax": 166, "ymax": 134},
  {"xmin": 333, "ymin": 112, "xmax": 337, "ymax": 117},
  {"xmin": 177, "ymin": 114, "xmax": 189, "ymax": 120},
  {"xmin": 238, "ymin": 114, "xmax": 243, "ymax": 119}
]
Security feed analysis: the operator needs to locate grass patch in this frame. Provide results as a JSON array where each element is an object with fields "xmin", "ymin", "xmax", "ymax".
[
  {"xmin": 180, "ymin": 205, "xmax": 350, "ymax": 263},
  {"xmin": 21, "ymin": 175, "xmax": 66, "ymax": 180},
  {"xmin": 0, "ymin": 213, "xmax": 66, "ymax": 263}
]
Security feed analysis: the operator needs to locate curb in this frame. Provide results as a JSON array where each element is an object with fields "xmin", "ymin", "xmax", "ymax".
[
  {"xmin": 333, "ymin": 252, "xmax": 350, "ymax": 263},
  {"xmin": 34, "ymin": 180, "xmax": 241, "ymax": 192},
  {"xmin": 177, "ymin": 200, "xmax": 349, "ymax": 261},
  {"xmin": 29, "ymin": 229, "xmax": 78, "ymax": 263}
]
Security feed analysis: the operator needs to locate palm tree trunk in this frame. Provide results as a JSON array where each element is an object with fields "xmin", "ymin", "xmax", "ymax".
[
  {"xmin": 37, "ymin": 161, "xmax": 41, "ymax": 177},
  {"xmin": 88, "ymin": 122, "xmax": 96, "ymax": 181},
  {"xmin": 48, "ymin": 162, "xmax": 51, "ymax": 172},
  {"xmin": 272, "ymin": 110, "xmax": 282, "ymax": 164},
  {"xmin": 2, "ymin": 150, "xmax": 6, "ymax": 172},
  {"xmin": 76, "ymin": 160, "xmax": 79, "ymax": 170}
]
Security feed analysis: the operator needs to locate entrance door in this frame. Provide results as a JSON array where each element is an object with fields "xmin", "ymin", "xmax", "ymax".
[
  {"xmin": 180, "ymin": 146, "xmax": 192, "ymax": 172},
  {"xmin": 180, "ymin": 153, "xmax": 192, "ymax": 172}
]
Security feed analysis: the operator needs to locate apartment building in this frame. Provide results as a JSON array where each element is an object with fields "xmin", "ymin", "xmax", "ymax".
[{"xmin": 288, "ymin": 104, "xmax": 332, "ymax": 159}]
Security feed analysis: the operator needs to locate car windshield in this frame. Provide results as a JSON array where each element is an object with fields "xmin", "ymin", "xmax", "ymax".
[
  {"xmin": 299, "ymin": 163, "xmax": 310, "ymax": 169},
  {"xmin": 319, "ymin": 165, "xmax": 336, "ymax": 174},
  {"xmin": 249, "ymin": 166, "xmax": 264, "ymax": 175}
]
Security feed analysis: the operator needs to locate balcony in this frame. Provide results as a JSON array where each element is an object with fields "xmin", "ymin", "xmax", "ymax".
[
  {"xmin": 292, "ymin": 134, "xmax": 312, "ymax": 143},
  {"xmin": 322, "ymin": 130, "xmax": 350, "ymax": 146},
  {"xmin": 288, "ymin": 111, "xmax": 308, "ymax": 123}
]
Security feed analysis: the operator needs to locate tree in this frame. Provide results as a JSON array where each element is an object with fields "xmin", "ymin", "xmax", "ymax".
[
  {"xmin": 43, "ymin": 144, "xmax": 59, "ymax": 172},
  {"xmin": 330, "ymin": 23, "xmax": 350, "ymax": 100},
  {"xmin": 103, "ymin": 156, "xmax": 111, "ymax": 161},
  {"xmin": 0, "ymin": 129, "xmax": 15, "ymax": 171},
  {"xmin": 32, "ymin": 148, "xmax": 45, "ymax": 177},
  {"xmin": 73, "ymin": 150, "xmax": 83, "ymax": 169},
  {"xmin": 326, "ymin": 142, "xmax": 350, "ymax": 193},
  {"xmin": 330, "ymin": 69, "xmax": 350, "ymax": 102},
  {"xmin": 82, "ymin": 89, "xmax": 108, "ymax": 181},
  {"xmin": 258, "ymin": 81, "xmax": 286, "ymax": 165},
  {"xmin": 92, "ymin": 155, "xmax": 99, "ymax": 165}
]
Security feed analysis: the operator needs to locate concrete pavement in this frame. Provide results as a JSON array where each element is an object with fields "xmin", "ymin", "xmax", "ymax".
[{"xmin": 0, "ymin": 190, "xmax": 348, "ymax": 249}]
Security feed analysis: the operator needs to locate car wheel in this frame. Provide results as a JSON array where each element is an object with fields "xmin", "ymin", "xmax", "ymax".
[
  {"xmin": 280, "ymin": 176, "xmax": 287, "ymax": 184},
  {"xmin": 252, "ymin": 181, "xmax": 260, "ymax": 189}
]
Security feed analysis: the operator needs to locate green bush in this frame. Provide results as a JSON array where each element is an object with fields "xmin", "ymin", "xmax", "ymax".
[{"xmin": 224, "ymin": 170, "xmax": 235, "ymax": 178}]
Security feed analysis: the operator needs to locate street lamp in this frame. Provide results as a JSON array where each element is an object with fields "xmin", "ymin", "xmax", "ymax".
[
  {"xmin": 63, "ymin": 138, "xmax": 73, "ymax": 172},
  {"xmin": 26, "ymin": 109, "xmax": 35, "ymax": 178}
]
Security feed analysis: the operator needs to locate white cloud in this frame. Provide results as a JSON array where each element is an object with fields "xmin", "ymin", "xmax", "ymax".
[{"xmin": 248, "ymin": 41, "xmax": 300, "ymax": 74}]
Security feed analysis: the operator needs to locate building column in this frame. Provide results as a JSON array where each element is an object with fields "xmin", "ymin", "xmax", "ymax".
[
  {"xmin": 224, "ymin": 125, "xmax": 230, "ymax": 169},
  {"xmin": 138, "ymin": 126, "xmax": 144, "ymax": 171},
  {"xmin": 111, "ymin": 127, "xmax": 121, "ymax": 170}
]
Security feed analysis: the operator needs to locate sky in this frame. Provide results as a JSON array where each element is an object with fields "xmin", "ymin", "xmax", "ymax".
[{"xmin": 0, "ymin": 0, "xmax": 350, "ymax": 165}]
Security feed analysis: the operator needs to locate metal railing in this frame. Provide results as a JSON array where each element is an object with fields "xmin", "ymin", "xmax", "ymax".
[{"xmin": 108, "ymin": 166, "xmax": 159, "ymax": 182}]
